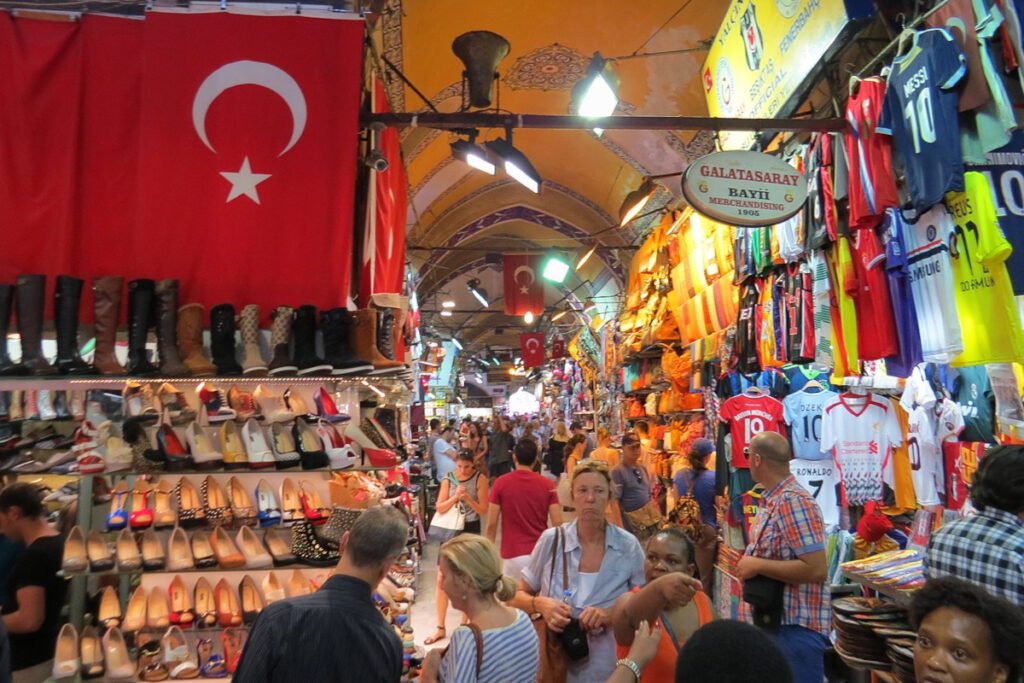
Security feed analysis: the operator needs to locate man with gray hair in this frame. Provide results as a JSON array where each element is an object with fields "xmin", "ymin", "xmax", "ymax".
[{"xmin": 234, "ymin": 505, "xmax": 409, "ymax": 682}]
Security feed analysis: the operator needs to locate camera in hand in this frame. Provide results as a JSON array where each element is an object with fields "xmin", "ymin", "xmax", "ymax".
[{"xmin": 556, "ymin": 618, "xmax": 589, "ymax": 661}]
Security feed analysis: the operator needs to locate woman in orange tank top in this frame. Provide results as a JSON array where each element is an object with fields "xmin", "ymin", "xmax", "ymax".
[{"xmin": 611, "ymin": 528, "xmax": 712, "ymax": 682}]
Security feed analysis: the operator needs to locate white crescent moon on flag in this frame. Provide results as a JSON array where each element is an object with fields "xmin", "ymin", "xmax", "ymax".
[
  {"xmin": 193, "ymin": 60, "xmax": 307, "ymax": 157},
  {"xmin": 525, "ymin": 338, "xmax": 541, "ymax": 352},
  {"xmin": 513, "ymin": 266, "xmax": 535, "ymax": 287}
]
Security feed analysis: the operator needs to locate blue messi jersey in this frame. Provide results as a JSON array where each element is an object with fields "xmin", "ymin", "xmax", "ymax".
[
  {"xmin": 783, "ymin": 388, "xmax": 838, "ymax": 460},
  {"xmin": 881, "ymin": 208, "xmax": 925, "ymax": 377},
  {"xmin": 878, "ymin": 28, "xmax": 967, "ymax": 212}
]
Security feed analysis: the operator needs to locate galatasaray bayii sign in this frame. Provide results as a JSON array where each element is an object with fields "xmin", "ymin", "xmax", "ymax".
[{"xmin": 682, "ymin": 150, "xmax": 808, "ymax": 227}]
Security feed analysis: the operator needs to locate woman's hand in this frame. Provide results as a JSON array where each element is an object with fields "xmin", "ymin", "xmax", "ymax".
[
  {"xmin": 579, "ymin": 606, "xmax": 611, "ymax": 632},
  {"xmin": 656, "ymin": 572, "xmax": 702, "ymax": 610},
  {"xmin": 455, "ymin": 484, "xmax": 468, "ymax": 500},
  {"xmin": 420, "ymin": 648, "xmax": 442, "ymax": 683},
  {"xmin": 626, "ymin": 620, "xmax": 662, "ymax": 669},
  {"xmin": 537, "ymin": 596, "xmax": 572, "ymax": 633}
]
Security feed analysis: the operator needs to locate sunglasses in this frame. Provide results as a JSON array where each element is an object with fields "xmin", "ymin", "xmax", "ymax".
[{"xmin": 633, "ymin": 469, "xmax": 645, "ymax": 485}]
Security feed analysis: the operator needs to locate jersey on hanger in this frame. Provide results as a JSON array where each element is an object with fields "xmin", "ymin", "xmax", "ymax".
[
  {"xmin": 719, "ymin": 392, "xmax": 786, "ymax": 468},
  {"xmin": 808, "ymin": 250, "xmax": 834, "ymax": 367},
  {"xmin": 782, "ymin": 364, "xmax": 836, "ymax": 394},
  {"xmin": 848, "ymin": 226, "xmax": 900, "ymax": 360},
  {"xmin": 955, "ymin": 365, "xmax": 996, "ymax": 442},
  {"xmin": 845, "ymin": 76, "xmax": 901, "ymax": 229},
  {"xmin": 757, "ymin": 277, "xmax": 779, "ymax": 369},
  {"xmin": 736, "ymin": 282, "xmax": 762, "ymax": 373},
  {"xmin": 903, "ymin": 205, "xmax": 964, "ymax": 362},
  {"xmin": 821, "ymin": 394, "xmax": 903, "ymax": 506},
  {"xmin": 943, "ymin": 440, "xmax": 987, "ymax": 511},
  {"xmin": 945, "ymin": 171, "xmax": 1024, "ymax": 366},
  {"xmin": 827, "ymin": 239, "xmax": 860, "ymax": 379},
  {"xmin": 785, "ymin": 263, "xmax": 816, "ymax": 363},
  {"xmin": 907, "ymin": 399, "xmax": 964, "ymax": 506},
  {"xmin": 772, "ymin": 272, "xmax": 788, "ymax": 363},
  {"xmin": 880, "ymin": 208, "xmax": 925, "ymax": 377},
  {"xmin": 878, "ymin": 28, "xmax": 968, "ymax": 212},
  {"xmin": 784, "ymin": 388, "xmax": 839, "ymax": 460},
  {"xmin": 791, "ymin": 457, "xmax": 843, "ymax": 528}
]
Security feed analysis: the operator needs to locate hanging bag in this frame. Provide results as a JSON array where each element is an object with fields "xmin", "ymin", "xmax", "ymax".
[{"xmin": 427, "ymin": 474, "xmax": 465, "ymax": 543}]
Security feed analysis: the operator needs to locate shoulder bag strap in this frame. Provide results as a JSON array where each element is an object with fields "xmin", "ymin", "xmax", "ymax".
[
  {"xmin": 467, "ymin": 622, "xmax": 485, "ymax": 678},
  {"xmin": 561, "ymin": 527, "xmax": 569, "ymax": 594},
  {"xmin": 547, "ymin": 526, "xmax": 561, "ymax": 596},
  {"xmin": 660, "ymin": 611, "xmax": 683, "ymax": 653}
]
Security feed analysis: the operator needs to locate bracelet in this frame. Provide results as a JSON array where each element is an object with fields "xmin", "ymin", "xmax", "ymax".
[
  {"xmin": 531, "ymin": 596, "xmax": 538, "ymax": 616},
  {"xmin": 615, "ymin": 658, "xmax": 641, "ymax": 683}
]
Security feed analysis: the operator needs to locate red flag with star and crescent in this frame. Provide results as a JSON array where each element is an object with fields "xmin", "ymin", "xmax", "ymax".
[
  {"xmin": 503, "ymin": 254, "xmax": 544, "ymax": 316},
  {"xmin": 520, "ymin": 333, "xmax": 545, "ymax": 369}
]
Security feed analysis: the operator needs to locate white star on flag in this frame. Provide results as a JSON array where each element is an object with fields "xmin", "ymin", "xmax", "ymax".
[{"xmin": 220, "ymin": 156, "xmax": 271, "ymax": 204}]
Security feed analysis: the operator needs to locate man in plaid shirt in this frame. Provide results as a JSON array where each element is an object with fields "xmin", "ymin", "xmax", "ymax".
[
  {"xmin": 925, "ymin": 445, "xmax": 1024, "ymax": 607},
  {"xmin": 737, "ymin": 431, "xmax": 830, "ymax": 683}
]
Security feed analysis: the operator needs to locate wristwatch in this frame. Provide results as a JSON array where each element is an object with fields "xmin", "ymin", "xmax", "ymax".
[{"xmin": 615, "ymin": 658, "xmax": 642, "ymax": 682}]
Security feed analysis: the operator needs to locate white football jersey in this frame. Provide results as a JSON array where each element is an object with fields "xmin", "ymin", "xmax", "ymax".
[
  {"xmin": 821, "ymin": 394, "xmax": 903, "ymax": 506},
  {"xmin": 907, "ymin": 399, "xmax": 964, "ymax": 506},
  {"xmin": 791, "ymin": 457, "xmax": 842, "ymax": 527}
]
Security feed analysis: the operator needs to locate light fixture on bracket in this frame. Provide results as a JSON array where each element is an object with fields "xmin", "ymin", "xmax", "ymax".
[
  {"xmin": 485, "ymin": 128, "xmax": 542, "ymax": 194},
  {"xmin": 450, "ymin": 337, "xmax": 463, "ymax": 351},
  {"xmin": 583, "ymin": 298, "xmax": 597, "ymax": 313},
  {"xmin": 441, "ymin": 300, "xmax": 456, "ymax": 308},
  {"xmin": 572, "ymin": 53, "xmax": 619, "ymax": 136},
  {"xmin": 542, "ymin": 253, "xmax": 570, "ymax": 284},
  {"xmin": 466, "ymin": 278, "xmax": 490, "ymax": 307},
  {"xmin": 618, "ymin": 172, "xmax": 682, "ymax": 227},
  {"xmin": 576, "ymin": 243, "xmax": 598, "ymax": 271},
  {"xmin": 450, "ymin": 129, "xmax": 496, "ymax": 175},
  {"xmin": 551, "ymin": 307, "xmax": 570, "ymax": 322},
  {"xmin": 440, "ymin": 310, "xmax": 453, "ymax": 317}
]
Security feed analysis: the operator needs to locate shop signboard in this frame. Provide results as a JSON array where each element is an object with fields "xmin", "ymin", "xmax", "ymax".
[
  {"xmin": 682, "ymin": 150, "xmax": 807, "ymax": 226},
  {"xmin": 703, "ymin": 0, "xmax": 873, "ymax": 150}
]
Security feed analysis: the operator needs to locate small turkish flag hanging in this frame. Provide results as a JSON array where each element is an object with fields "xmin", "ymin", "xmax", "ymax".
[
  {"xmin": 503, "ymin": 254, "xmax": 545, "ymax": 316},
  {"xmin": 551, "ymin": 337, "xmax": 566, "ymax": 360},
  {"xmin": 521, "ymin": 333, "xmax": 546, "ymax": 368}
]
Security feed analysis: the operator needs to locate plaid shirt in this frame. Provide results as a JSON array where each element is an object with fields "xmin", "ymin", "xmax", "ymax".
[
  {"xmin": 746, "ymin": 475, "xmax": 830, "ymax": 634},
  {"xmin": 925, "ymin": 507, "xmax": 1024, "ymax": 607}
]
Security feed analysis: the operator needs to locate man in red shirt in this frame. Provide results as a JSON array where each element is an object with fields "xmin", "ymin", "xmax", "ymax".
[{"xmin": 485, "ymin": 438, "xmax": 563, "ymax": 580}]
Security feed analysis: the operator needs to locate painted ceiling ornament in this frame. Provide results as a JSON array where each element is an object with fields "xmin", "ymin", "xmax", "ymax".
[{"xmin": 505, "ymin": 43, "xmax": 589, "ymax": 91}]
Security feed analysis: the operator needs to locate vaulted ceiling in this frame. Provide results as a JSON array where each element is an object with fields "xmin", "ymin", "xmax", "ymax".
[{"xmin": 369, "ymin": 0, "xmax": 731, "ymax": 356}]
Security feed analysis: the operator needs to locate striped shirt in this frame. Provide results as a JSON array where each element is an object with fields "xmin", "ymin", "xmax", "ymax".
[
  {"xmin": 904, "ymin": 205, "xmax": 964, "ymax": 363},
  {"xmin": 439, "ymin": 610, "xmax": 539, "ymax": 683}
]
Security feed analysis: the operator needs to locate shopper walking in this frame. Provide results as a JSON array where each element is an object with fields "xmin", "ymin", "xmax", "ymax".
[
  {"xmin": 925, "ymin": 445, "xmax": 1024, "ymax": 606},
  {"xmin": 564, "ymin": 434, "xmax": 589, "ymax": 477},
  {"xmin": 425, "ymin": 450, "xmax": 489, "ymax": 646},
  {"xmin": 511, "ymin": 459, "xmax": 645, "ymax": 683},
  {"xmin": 546, "ymin": 421, "xmax": 570, "ymax": 478},
  {"xmin": 466, "ymin": 422, "xmax": 489, "ymax": 475},
  {"xmin": 486, "ymin": 439, "xmax": 563, "ymax": 581},
  {"xmin": 736, "ymin": 431, "xmax": 829, "ymax": 683},
  {"xmin": 432, "ymin": 425, "xmax": 459, "ymax": 484},
  {"xmin": 590, "ymin": 428, "xmax": 621, "ymax": 469},
  {"xmin": 233, "ymin": 505, "xmax": 408, "ymax": 683},
  {"xmin": 0, "ymin": 483, "xmax": 65, "ymax": 683},
  {"xmin": 420, "ymin": 535, "xmax": 539, "ymax": 683},
  {"xmin": 570, "ymin": 421, "xmax": 595, "ymax": 458},
  {"xmin": 611, "ymin": 434, "xmax": 660, "ymax": 541},
  {"xmin": 673, "ymin": 438, "xmax": 718, "ymax": 590},
  {"xmin": 488, "ymin": 416, "xmax": 515, "ymax": 479}
]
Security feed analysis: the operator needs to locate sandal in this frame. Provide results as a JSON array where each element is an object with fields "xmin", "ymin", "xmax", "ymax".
[
  {"xmin": 423, "ymin": 626, "xmax": 446, "ymax": 645},
  {"xmin": 197, "ymin": 638, "xmax": 227, "ymax": 679}
]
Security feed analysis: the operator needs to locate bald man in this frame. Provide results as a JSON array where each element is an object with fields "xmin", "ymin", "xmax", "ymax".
[{"xmin": 736, "ymin": 431, "xmax": 830, "ymax": 683}]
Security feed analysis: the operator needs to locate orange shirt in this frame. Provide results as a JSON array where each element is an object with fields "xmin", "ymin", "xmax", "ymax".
[{"xmin": 615, "ymin": 589, "xmax": 714, "ymax": 682}]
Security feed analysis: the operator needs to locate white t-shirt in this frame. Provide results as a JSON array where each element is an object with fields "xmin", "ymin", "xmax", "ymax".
[
  {"xmin": 433, "ymin": 437, "xmax": 457, "ymax": 482},
  {"xmin": 790, "ymin": 457, "xmax": 842, "ymax": 528},
  {"xmin": 907, "ymin": 399, "xmax": 964, "ymax": 506},
  {"xmin": 821, "ymin": 394, "xmax": 903, "ymax": 506}
]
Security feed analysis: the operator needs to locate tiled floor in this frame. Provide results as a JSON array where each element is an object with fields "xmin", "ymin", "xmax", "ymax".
[{"xmin": 409, "ymin": 538, "xmax": 461, "ymax": 651}]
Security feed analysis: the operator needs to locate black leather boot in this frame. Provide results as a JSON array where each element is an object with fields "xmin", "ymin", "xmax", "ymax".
[
  {"xmin": 320, "ymin": 309, "xmax": 373, "ymax": 375},
  {"xmin": 55, "ymin": 275, "xmax": 95, "ymax": 375},
  {"xmin": 15, "ymin": 275, "xmax": 57, "ymax": 376},
  {"xmin": 126, "ymin": 279, "xmax": 159, "ymax": 376},
  {"xmin": 292, "ymin": 305, "xmax": 331, "ymax": 376},
  {"xmin": 210, "ymin": 304, "xmax": 243, "ymax": 376},
  {"xmin": 267, "ymin": 306, "xmax": 297, "ymax": 376},
  {"xmin": 0, "ymin": 284, "xmax": 25, "ymax": 376}
]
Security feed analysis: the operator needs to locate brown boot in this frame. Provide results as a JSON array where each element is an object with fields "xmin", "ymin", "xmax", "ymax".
[
  {"xmin": 176, "ymin": 304, "xmax": 217, "ymax": 376},
  {"xmin": 155, "ymin": 280, "xmax": 190, "ymax": 377},
  {"xmin": 352, "ymin": 309, "xmax": 402, "ymax": 373},
  {"xmin": 92, "ymin": 277, "xmax": 126, "ymax": 375}
]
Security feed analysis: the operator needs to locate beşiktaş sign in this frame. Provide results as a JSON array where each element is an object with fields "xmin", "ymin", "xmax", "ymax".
[{"xmin": 682, "ymin": 151, "xmax": 808, "ymax": 227}]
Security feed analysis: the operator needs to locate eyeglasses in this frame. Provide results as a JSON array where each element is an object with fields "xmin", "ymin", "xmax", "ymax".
[{"xmin": 633, "ymin": 469, "xmax": 645, "ymax": 485}]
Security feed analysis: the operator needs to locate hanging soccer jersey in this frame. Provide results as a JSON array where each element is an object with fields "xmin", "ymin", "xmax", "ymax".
[
  {"xmin": 878, "ymin": 28, "xmax": 968, "ymax": 211},
  {"xmin": 827, "ymin": 239, "xmax": 860, "ymax": 379},
  {"xmin": 903, "ymin": 205, "xmax": 964, "ymax": 362},
  {"xmin": 807, "ymin": 250, "xmax": 834, "ymax": 367},
  {"xmin": 880, "ymin": 208, "xmax": 925, "ymax": 377},
  {"xmin": 783, "ymin": 388, "xmax": 839, "ymax": 460},
  {"xmin": 907, "ymin": 399, "xmax": 964, "ymax": 506},
  {"xmin": 943, "ymin": 440, "xmax": 987, "ymax": 510},
  {"xmin": 954, "ymin": 365, "xmax": 996, "ymax": 442},
  {"xmin": 945, "ymin": 172, "xmax": 1024, "ymax": 366},
  {"xmin": 847, "ymin": 227, "xmax": 900, "ymax": 360},
  {"xmin": 785, "ymin": 263, "xmax": 816, "ymax": 363},
  {"xmin": 757, "ymin": 277, "xmax": 779, "ymax": 369},
  {"xmin": 791, "ymin": 457, "xmax": 843, "ymax": 527},
  {"xmin": 782, "ymin": 364, "xmax": 837, "ymax": 394},
  {"xmin": 821, "ymin": 394, "xmax": 903, "ymax": 506},
  {"xmin": 735, "ymin": 282, "xmax": 762, "ymax": 373},
  {"xmin": 845, "ymin": 76, "xmax": 901, "ymax": 229},
  {"xmin": 883, "ymin": 399, "xmax": 919, "ymax": 511},
  {"xmin": 719, "ymin": 392, "xmax": 786, "ymax": 468}
]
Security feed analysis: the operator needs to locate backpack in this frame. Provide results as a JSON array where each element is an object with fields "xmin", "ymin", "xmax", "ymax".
[{"xmin": 670, "ymin": 470, "xmax": 705, "ymax": 543}]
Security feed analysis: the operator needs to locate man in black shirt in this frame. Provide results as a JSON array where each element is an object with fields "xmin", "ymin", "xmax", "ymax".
[
  {"xmin": 0, "ymin": 483, "xmax": 65, "ymax": 682},
  {"xmin": 234, "ymin": 505, "xmax": 408, "ymax": 683}
]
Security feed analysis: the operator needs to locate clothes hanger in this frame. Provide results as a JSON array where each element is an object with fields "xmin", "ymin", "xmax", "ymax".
[
  {"xmin": 895, "ymin": 15, "xmax": 915, "ymax": 57},
  {"xmin": 743, "ymin": 385, "xmax": 767, "ymax": 396},
  {"xmin": 801, "ymin": 379, "xmax": 825, "ymax": 392}
]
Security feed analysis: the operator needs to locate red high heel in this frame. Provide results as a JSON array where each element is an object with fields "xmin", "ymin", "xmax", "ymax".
[
  {"xmin": 362, "ymin": 447, "xmax": 397, "ymax": 468},
  {"xmin": 128, "ymin": 481, "xmax": 154, "ymax": 529},
  {"xmin": 299, "ymin": 481, "xmax": 328, "ymax": 526},
  {"xmin": 313, "ymin": 387, "xmax": 349, "ymax": 424},
  {"xmin": 221, "ymin": 627, "xmax": 246, "ymax": 674}
]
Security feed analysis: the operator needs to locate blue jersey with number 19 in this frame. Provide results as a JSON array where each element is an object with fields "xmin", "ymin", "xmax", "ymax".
[{"xmin": 877, "ymin": 28, "xmax": 967, "ymax": 212}]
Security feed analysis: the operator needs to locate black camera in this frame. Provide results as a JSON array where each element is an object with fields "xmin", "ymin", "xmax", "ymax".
[{"xmin": 556, "ymin": 618, "xmax": 589, "ymax": 661}]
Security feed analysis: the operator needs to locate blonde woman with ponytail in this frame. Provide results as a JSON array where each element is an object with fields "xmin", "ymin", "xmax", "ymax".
[{"xmin": 420, "ymin": 534, "xmax": 540, "ymax": 683}]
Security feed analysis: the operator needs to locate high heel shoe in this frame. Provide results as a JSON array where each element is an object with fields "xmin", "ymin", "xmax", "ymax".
[
  {"xmin": 197, "ymin": 636, "xmax": 228, "ymax": 678},
  {"xmin": 255, "ymin": 479, "xmax": 282, "ymax": 527},
  {"xmin": 287, "ymin": 568, "xmax": 312, "ymax": 596},
  {"xmin": 167, "ymin": 526, "xmax": 197, "ymax": 572},
  {"xmin": 186, "ymin": 422, "xmax": 223, "ymax": 471},
  {"xmin": 193, "ymin": 577, "xmax": 217, "ymax": 628},
  {"xmin": 299, "ymin": 480, "xmax": 329, "ymax": 526},
  {"xmin": 175, "ymin": 477, "xmax": 207, "ymax": 529},
  {"xmin": 317, "ymin": 420, "xmax": 358, "ymax": 470},
  {"xmin": 210, "ymin": 527, "xmax": 246, "ymax": 568},
  {"xmin": 53, "ymin": 623, "xmax": 80, "ymax": 680},
  {"xmin": 214, "ymin": 579, "xmax": 242, "ymax": 628},
  {"xmin": 201, "ymin": 476, "xmax": 234, "ymax": 528},
  {"xmin": 62, "ymin": 525, "xmax": 88, "ymax": 573},
  {"xmin": 294, "ymin": 420, "xmax": 329, "ymax": 470},
  {"xmin": 280, "ymin": 478, "xmax": 302, "ymax": 525},
  {"xmin": 157, "ymin": 421, "xmax": 192, "ymax": 471},
  {"xmin": 283, "ymin": 387, "xmax": 310, "ymax": 416},
  {"xmin": 148, "ymin": 586, "xmax": 171, "ymax": 630},
  {"xmin": 291, "ymin": 520, "xmax": 340, "ymax": 567},
  {"xmin": 252, "ymin": 385, "xmax": 292, "ymax": 424},
  {"xmin": 80, "ymin": 625, "xmax": 105, "ymax": 680},
  {"xmin": 158, "ymin": 383, "xmax": 196, "ymax": 425},
  {"xmin": 142, "ymin": 528, "xmax": 167, "ymax": 570},
  {"xmin": 219, "ymin": 420, "xmax": 248, "ymax": 470},
  {"xmin": 313, "ymin": 387, "xmax": 349, "ymax": 423},
  {"xmin": 168, "ymin": 575, "xmax": 195, "ymax": 626},
  {"xmin": 102, "ymin": 627, "xmax": 136, "ymax": 680},
  {"xmin": 239, "ymin": 574, "xmax": 265, "ymax": 625},
  {"xmin": 190, "ymin": 530, "xmax": 218, "ymax": 569},
  {"xmin": 262, "ymin": 571, "xmax": 286, "ymax": 604},
  {"xmin": 123, "ymin": 585, "xmax": 147, "ymax": 633},
  {"xmin": 227, "ymin": 385, "xmax": 258, "ymax": 421},
  {"xmin": 227, "ymin": 476, "xmax": 257, "ymax": 527},
  {"xmin": 116, "ymin": 528, "xmax": 142, "ymax": 571},
  {"xmin": 162, "ymin": 625, "xmax": 200, "ymax": 679},
  {"xmin": 236, "ymin": 526, "xmax": 273, "ymax": 568},
  {"xmin": 129, "ymin": 480, "xmax": 155, "ymax": 529},
  {"xmin": 153, "ymin": 479, "xmax": 177, "ymax": 529},
  {"xmin": 270, "ymin": 422, "xmax": 300, "ymax": 469},
  {"xmin": 221, "ymin": 627, "xmax": 246, "ymax": 674},
  {"xmin": 103, "ymin": 432, "xmax": 134, "ymax": 473},
  {"xmin": 263, "ymin": 527, "xmax": 297, "ymax": 566},
  {"xmin": 87, "ymin": 529, "xmax": 114, "ymax": 572},
  {"xmin": 242, "ymin": 418, "xmax": 275, "ymax": 469},
  {"xmin": 106, "ymin": 480, "xmax": 130, "ymax": 530},
  {"xmin": 98, "ymin": 585, "xmax": 122, "ymax": 630}
]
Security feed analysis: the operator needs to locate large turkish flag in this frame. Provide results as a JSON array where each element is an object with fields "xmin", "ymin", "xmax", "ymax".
[
  {"xmin": 503, "ymin": 254, "xmax": 545, "ymax": 316},
  {"xmin": 521, "ymin": 333, "xmax": 546, "ymax": 368}
]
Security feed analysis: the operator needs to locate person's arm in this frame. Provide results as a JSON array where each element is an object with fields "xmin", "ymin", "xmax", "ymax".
[
  {"xmin": 460, "ymin": 475, "xmax": 488, "ymax": 518},
  {"xmin": 611, "ymin": 573, "xmax": 702, "ymax": 645},
  {"xmin": 435, "ymin": 479, "xmax": 460, "ymax": 513},
  {"xmin": 485, "ymin": 502, "xmax": 501, "ymax": 544},
  {"xmin": 737, "ymin": 495, "xmax": 828, "ymax": 583},
  {"xmin": 509, "ymin": 578, "xmax": 572, "ymax": 632},
  {"xmin": 548, "ymin": 503, "xmax": 563, "ymax": 527},
  {"xmin": 1, "ymin": 586, "xmax": 44, "ymax": 633},
  {"xmin": 232, "ymin": 607, "xmax": 278, "ymax": 680},
  {"xmin": 607, "ymin": 621, "xmax": 661, "ymax": 683},
  {"xmin": 736, "ymin": 550, "xmax": 827, "ymax": 583}
]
